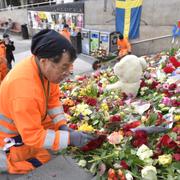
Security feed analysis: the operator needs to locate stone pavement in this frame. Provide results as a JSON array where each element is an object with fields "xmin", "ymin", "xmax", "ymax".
[{"xmin": 1, "ymin": 156, "xmax": 95, "ymax": 180}]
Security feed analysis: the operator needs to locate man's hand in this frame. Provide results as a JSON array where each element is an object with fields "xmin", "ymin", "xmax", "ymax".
[{"xmin": 69, "ymin": 131, "xmax": 95, "ymax": 147}]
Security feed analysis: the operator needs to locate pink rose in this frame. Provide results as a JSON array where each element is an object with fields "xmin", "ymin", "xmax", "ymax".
[
  {"xmin": 107, "ymin": 132, "xmax": 123, "ymax": 145},
  {"xmin": 162, "ymin": 97, "xmax": 171, "ymax": 106}
]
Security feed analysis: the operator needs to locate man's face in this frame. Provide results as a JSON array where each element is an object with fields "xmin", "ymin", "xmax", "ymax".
[{"xmin": 40, "ymin": 52, "xmax": 73, "ymax": 84}]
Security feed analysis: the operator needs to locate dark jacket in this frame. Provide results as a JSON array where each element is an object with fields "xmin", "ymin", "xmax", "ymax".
[{"xmin": 5, "ymin": 40, "xmax": 15, "ymax": 63}]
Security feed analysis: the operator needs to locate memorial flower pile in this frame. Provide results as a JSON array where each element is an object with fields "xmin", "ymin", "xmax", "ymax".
[{"xmin": 59, "ymin": 49, "xmax": 180, "ymax": 179}]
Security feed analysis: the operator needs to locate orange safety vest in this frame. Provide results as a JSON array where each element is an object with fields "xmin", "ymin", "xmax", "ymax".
[
  {"xmin": 0, "ymin": 56, "xmax": 69, "ymax": 174},
  {"xmin": 60, "ymin": 29, "xmax": 71, "ymax": 42},
  {"xmin": 0, "ymin": 42, "xmax": 7, "ymax": 81},
  {"xmin": 117, "ymin": 38, "xmax": 131, "ymax": 58}
]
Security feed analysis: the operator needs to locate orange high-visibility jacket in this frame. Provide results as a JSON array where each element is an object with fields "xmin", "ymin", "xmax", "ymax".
[
  {"xmin": 60, "ymin": 29, "xmax": 71, "ymax": 42},
  {"xmin": 0, "ymin": 56, "xmax": 69, "ymax": 172},
  {"xmin": 117, "ymin": 38, "xmax": 131, "ymax": 57},
  {"xmin": 0, "ymin": 42, "xmax": 7, "ymax": 81}
]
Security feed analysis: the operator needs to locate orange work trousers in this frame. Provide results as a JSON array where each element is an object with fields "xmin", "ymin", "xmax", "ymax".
[{"xmin": 6, "ymin": 145, "xmax": 51, "ymax": 174}]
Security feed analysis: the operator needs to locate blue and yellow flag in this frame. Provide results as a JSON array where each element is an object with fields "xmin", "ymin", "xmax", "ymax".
[{"xmin": 116, "ymin": 0, "xmax": 143, "ymax": 39}]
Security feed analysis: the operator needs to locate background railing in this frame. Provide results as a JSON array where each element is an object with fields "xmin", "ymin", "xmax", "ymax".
[{"xmin": 0, "ymin": 1, "xmax": 57, "ymax": 11}]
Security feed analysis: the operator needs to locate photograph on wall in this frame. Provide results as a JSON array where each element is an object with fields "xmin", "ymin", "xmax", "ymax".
[{"xmin": 28, "ymin": 11, "xmax": 84, "ymax": 31}]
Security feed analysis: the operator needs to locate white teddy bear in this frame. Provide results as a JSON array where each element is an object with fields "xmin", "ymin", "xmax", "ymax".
[{"xmin": 106, "ymin": 55, "xmax": 147, "ymax": 97}]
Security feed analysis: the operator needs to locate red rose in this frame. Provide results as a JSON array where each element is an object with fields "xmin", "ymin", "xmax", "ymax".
[
  {"xmin": 150, "ymin": 80, "xmax": 159, "ymax": 89},
  {"xmin": 80, "ymin": 135, "xmax": 106, "ymax": 152},
  {"xmin": 169, "ymin": 56, "xmax": 180, "ymax": 68},
  {"xmin": 173, "ymin": 153, "xmax": 180, "ymax": 161},
  {"xmin": 69, "ymin": 123, "xmax": 78, "ymax": 130},
  {"xmin": 163, "ymin": 66, "xmax": 175, "ymax": 74},
  {"xmin": 120, "ymin": 160, "xmax": 129, "ymax": 169},
  {"xmin": 123, "ymin": 121, "xmax": 141, "ymax": 131},
  {"xmin": 163, "ymin": 89, "xmax": 173, "ymax": 97},
  {"xmin": 132, "ymin": 138, "xmax": 148, "ymax": 148},
  {"xmin": 172, "ymin": 127, "xmax": 180, "ymax": 135},
  {"xmin": 124, "ymin": 130, "xmax": 133, "ymax": 137},
  {"xmin": 134, "ymin": 130, "xmax": 147, "ymax": 139},
  {"xmin": 110, "ymin": 115, "xmax": 121, "ymax": 122},
  {"xmin": 140, "ymin": 79, "xmax": 147, "ymax": 87},
  {"xmin": 169, "ymin": 83, "xmax": 177, "ymax": 90},
  {"xmin": 157, "ymin": 135, "xmax": 177, "ymax": 149},
  {"xmin": 171, "ymin": 100, "xmax": 180, "ymax": 107},
  {"xmin": 85, "ymin": 97, "xmax": 97, "ymax": 106}
]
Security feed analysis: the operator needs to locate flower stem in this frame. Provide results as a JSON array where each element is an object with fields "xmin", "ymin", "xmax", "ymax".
[{"xmin": 88, "ymin": 153, "xmax": 115, "ymax": 163}]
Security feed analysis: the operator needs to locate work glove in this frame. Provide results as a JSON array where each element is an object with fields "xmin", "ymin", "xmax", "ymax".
[
  {"xmin": 59, "ymin": 125, "xmax": 74, "ymax": 132},
  {"xmin": 69, "ymin": 131, "xmax": 95, "ymax": 148},
  {"xmin": 3, "ymin": 135, "xmax": 23, "ymax": 151}
]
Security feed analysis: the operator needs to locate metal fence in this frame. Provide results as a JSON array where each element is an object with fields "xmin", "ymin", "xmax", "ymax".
[{"xmin": 0, "ymin": 1, "xmax": 57, "ymax": 11}]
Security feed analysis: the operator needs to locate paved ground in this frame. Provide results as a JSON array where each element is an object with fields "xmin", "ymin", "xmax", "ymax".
[{"xmin": 1, "ymin": 156, "xmax": 95, "ymax": 180}]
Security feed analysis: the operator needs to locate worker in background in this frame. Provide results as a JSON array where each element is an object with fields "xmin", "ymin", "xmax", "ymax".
[
  {"xmin": 60, "ymin": 24, "xmax": 71, "ymax": 42},
  {"xmin": 3, "ymin": 33, "xmax": 15, "ymax": 70},
  {"xmin": 0, "ymin": 39, "xmax": 7, "ymax": 82},
  {"xmin": 60, "ymin": 24, "xmax": 74, "ymax": 74},
  {"xmin": 117, "ymin": 34, "xmax": 131, "ymax": 60},
  {"xmin": 0, "ymin": 29, "xmax": 94, "ymax": 174}
]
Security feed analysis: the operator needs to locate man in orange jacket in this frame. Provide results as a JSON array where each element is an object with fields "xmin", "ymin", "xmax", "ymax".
[
  {"xmin": 117, "ymin": 34, "xmax": 131, "ymax": 59},
  {"xmin": 0, "ymin": 29, "xmax": 94, "ymax": 174},
  {"xmin": 60, "ymin": 24, "xmax": 71, "ymax": 42},
  {"xmin": 0, "ymin": 39, "xmax": 7, "ymax": 82}
]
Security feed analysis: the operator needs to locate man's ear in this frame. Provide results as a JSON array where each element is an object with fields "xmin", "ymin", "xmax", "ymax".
[
  {"xmin": 39, "ymin": 58, "xmax": 48, "ymax": 65},
  {"xmin": 39, "ymin": 58, "xmax": 49, "ymax": 69}
]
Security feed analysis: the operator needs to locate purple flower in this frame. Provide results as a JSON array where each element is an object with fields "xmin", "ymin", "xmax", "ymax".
[{"xmin": 79, "ymin": 113, "xmax": 84, "ymax": 120}]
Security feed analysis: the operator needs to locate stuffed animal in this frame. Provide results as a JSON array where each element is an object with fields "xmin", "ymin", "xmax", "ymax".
[{"xmin": 105, "ymin": 55, "xmax": 147, "ymax": 97}]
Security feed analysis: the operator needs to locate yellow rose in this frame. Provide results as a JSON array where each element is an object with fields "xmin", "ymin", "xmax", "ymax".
[
  {"xmin": 100, "ymin": 103, "xmax": 109, "ymax": 111},
  {"xmin": 158, "ymin": 154, "xmax": 172, "ymax": 166},
  {"xmin": 174, "ymin": 115, "xmax": 180, "ymax": 121},
  {"xmin": 78, "ymin": 123, "xmax": 94, "ymax": 132}
]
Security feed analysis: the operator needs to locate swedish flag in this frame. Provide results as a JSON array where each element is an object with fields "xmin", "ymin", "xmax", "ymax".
[{"xmin": 116, "ymin": 0, "xmax": 143, "ymax": 39}]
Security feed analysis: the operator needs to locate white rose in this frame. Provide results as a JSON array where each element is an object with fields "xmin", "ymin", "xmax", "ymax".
[
  {"xmin": 125, "ymin": 172, "xmax": 133, "ymax": 180},
  {"xmin": 141, "ymin": 166, "xmax": 157, "ymax": 180},
  {"xmin": 137, "ymin": 144, "xmax": 153, "ymax": 161},
  {"xmin": 78, "ymin": 160, "xmax": 87, "ymax": 167}
]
